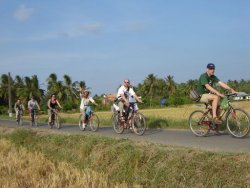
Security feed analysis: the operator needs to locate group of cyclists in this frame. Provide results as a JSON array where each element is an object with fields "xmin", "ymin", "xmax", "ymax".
[{"xmin": 13, "ymin": 63, "xmax": 239, "ymax": 133}]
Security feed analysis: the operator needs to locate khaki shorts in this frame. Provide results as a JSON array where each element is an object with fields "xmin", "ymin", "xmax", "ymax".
[
  {"xmin": 200, "ymin": 93, "xmax": 220, "ymax": 105},
  {"xmin": 199, "ymin": 94, "xmax": 211, "ymax": 103}
]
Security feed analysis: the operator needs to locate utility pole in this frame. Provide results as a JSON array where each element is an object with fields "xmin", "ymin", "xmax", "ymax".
[{"xmin": 8, "ymin": 72, "xmax": 12, "ymax": 117}]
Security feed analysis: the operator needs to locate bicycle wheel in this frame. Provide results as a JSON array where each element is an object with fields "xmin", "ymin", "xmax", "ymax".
[
  {"xmin": 34, "ymin": 115, "xmax": 38, "ymax": 126},
  {"xmin": 89, "ymin": 114, "xmax": 99, "ymax": 132},
  {"xmin": 132, "ymin": 113, "xmax": 146, "ymax": 136},
  {"xmin": 226, "ymin": 108, "xmax": 250, "ymax": 138},
  {"xmin": 189, "ymin": 110, "xmax": 210, "ymax": 137},
  {"xmin": 30, "ymin": 113, "xmax": 36, "ymax": 126},
  {"xmin": 17, "ymin": 115, "xmax": 23, "ymax": 126},
  {"xmin": 55, "ymin": 115, "xmax": 61, "ymax": 129},
  {"xmin": 78, "ymin": 114, "xmax": 85, "ymax": 131},
  {"xmin": 112, "ymin": 113, "xmax": 124, "ymax": 134}
]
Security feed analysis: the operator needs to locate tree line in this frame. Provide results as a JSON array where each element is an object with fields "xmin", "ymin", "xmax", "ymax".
[{"xmin": 0, "ymin": 73, "xmax": 250, "ymax": 114}]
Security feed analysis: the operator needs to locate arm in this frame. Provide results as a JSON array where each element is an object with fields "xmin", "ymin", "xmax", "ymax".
[
  {"xmin": 134, "ymin": 94, "xmax": 142, "ymax": 103},
  {"xmin": 120, "ymin": 94, "xmax": 129, "ymax": 106},
  {"xmin": 27, "ymin": 101, "xmax": 31, "ymax": 110},
  {"xmin": 205, "ymin": 84, "xmax": 224, "ymax": 97},
  {"xmin": 36, "ymin": 101, "xmax": 41, "ymax": 110},
  {"xmin": 47, "ymin": 99, "xmax": 51, "ymax": 110},
  {"xmin": 218, "ymin": 81, "xmax": 236, "ymax": 93},
  {"xmin": 90, "ymin": 98, "xmax": 98, "ymax": 106},
  {"xmin": 14, "ymin": 103, "xmax": 17, "ymax": 112},
  {"xmin": 56, "ymin": 100, "xmax": 63, "ymax": 109}
]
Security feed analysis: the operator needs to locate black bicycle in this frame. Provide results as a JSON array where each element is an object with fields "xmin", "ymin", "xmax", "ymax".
[
  {"xmin": 16, "ymin": 110, "xmax": 23, "ymax": 126},
  {"xmin": 30, "ymin": 109, "xmax": 38, "ymax": 126}
]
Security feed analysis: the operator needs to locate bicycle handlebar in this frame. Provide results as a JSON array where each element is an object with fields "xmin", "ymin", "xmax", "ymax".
[{"xmin": 224, "ymin": 93, "xmax": 237, "ymax": 98}]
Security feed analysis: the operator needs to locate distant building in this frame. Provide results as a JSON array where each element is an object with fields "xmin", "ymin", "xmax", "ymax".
[
  {"xmin": 232, "ymin": 92, "xmax": 250, "ymax": 101},
  {"xmin": 103, "ymin": 94, "xmax": 116, "ymax": 105}
]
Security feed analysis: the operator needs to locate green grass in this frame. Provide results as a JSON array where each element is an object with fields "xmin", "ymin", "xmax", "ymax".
[{"xmin": 0, "ymin": 127, "xmax": 249, "ymax": 187}]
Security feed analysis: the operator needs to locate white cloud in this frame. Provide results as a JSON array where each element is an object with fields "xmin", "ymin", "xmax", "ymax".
[
  {"xmin": 80, "ymin": 23, "xmax": 103, "ymax": 34},
  {"xmin": 14, "ymin": 4, "xmax": 34, "ymax": 22}
]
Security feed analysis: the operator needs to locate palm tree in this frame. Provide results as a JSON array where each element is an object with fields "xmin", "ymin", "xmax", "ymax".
[
  {"xmin": 0, "ymin": 74, "xmax": 10, "ymax": 103},
  {"xmin": 165, "ymin": 75, "xmax": 176, "ymax": 97},
  {"xmin": 185, "ymin": 79, "xmax": 198, "ymax": 95},
  {"xmin": 143, "ymin": 74, "xmax": 158, "ymax": 107},
  {"xmin": 0, "ymin": 74, "xmax": 14, "ymax": 105},
  {"xmin": 17, "ymin": 75, "xmax": 42, "ymax": 103}
]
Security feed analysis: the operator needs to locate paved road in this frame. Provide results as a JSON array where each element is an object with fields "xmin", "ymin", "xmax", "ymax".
[{"xmin": 0, "ymin": 119, "xmax": 249, "ymax": 153}]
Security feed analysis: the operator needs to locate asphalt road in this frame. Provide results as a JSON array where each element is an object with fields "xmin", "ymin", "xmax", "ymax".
[{"xmin": 0, "ymin": 119, "xmax": 249, "ymax": 153}]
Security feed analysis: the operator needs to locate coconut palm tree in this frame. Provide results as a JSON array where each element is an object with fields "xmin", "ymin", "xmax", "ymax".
[
  {"xmin": 165, "ymin": 75, "xmax": 176, "ymax": 97},
  {"xmin": 143, "ymin": 74, "xmax": 158, "ymax": 107}
]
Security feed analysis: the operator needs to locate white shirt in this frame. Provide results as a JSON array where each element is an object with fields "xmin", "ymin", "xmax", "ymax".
[
  {"xmin": 80, "ymin": 95, "xmax": 95, "ymax": 110},
  {"xmin": 117, "ymin": 85, "xmax": 135, "ymax": 99},
  {"xmin": 28, "ymin": 100, "xmax": 39, "ymax": 110}
]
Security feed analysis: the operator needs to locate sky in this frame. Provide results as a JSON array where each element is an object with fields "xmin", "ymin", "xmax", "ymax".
[{"xmin": 0, "ymin": 0, "xmax": 249, "ymax": 95}]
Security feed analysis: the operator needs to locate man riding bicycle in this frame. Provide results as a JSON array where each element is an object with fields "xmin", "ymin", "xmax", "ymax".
[
  {"xmin": 197, "ymin": 63, "xmax": 236, "ymax": 124},
  {"xmin": 79, "ymin": 87, "xmax": 98, "ymax": 130},
  {"xmin": 28, "ymin": 96, "xmax": 41, "ymax": 121},
  {"xmin": 116, "ymin": 79, "xmax": 142, "ymax": 121}
]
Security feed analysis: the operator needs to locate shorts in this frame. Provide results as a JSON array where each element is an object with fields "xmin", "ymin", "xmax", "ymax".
[
  {"xmin": 199, "ymin": 93, "xmax": 220, "ymax": 105},
  {"xmin": 199, "ymin": 94, "xmax": 210, "ymax": 103}
]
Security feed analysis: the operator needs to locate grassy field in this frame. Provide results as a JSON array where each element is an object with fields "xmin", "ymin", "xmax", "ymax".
[
  {"xmin": 1, "ymin": 101, "xmax": 250, "ymax": 129},
  {"xmin": 0, "ymin": 126, "xmax": 249, "ymax": 187}
]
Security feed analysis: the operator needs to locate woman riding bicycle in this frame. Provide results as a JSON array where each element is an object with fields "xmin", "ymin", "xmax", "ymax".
[
  {"xmin": 14, "ymin": 98, "xmax": 25, "ymax": 123},
  {"xmin": 47, "ymin": 94, "xmax": 62, "ymax": 125},
  {"xmin": 79, "ymin": 87, "xmax": 98, "ymax": 130}
]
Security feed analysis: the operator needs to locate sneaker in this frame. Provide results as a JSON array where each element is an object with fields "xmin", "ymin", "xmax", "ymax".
[
  {"xmin": 212, "ymin": 117, "xmax": 222, "ymax": 125},
  {"xmin": 82, "ymin": 123, "xmax": 86, "ymax": 130}
]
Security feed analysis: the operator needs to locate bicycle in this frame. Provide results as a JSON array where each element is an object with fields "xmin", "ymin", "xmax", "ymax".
[
  {"xmin": 30, "ymin": 109, "xmax": 38, "ymax": 126},
  {"xmin": 48, "ymin": 109, "xmax": 61, "ymax": 129},
  {"xmin": 16, "ymin": 110, "xmax": 23, "ymax": 126},
  {"xmin": 189, "ymin": 93, "xmax": 250, "ymax": 138},
  {"xmin": 79, "ymin": 105, "xmax": 99, "ymax": 131},
  {"xmin": 112, "ymin": 102, "xmax": 146, "ymax": 136}
]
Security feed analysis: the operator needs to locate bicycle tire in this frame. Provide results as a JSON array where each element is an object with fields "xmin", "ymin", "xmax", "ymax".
[
  {"xmin": 226, "ymin": 108, "xmax": 250, "ymax": 138},
  {"xmin": 34, "ymin": 114, "xmax": 38, "ymax": 127},
  {"xmin": 189, "ymin": 110, "xmax": 210, "ymax": 137},
  {"xmin": 89, "ymin": 114, "xmax": 99, "ymax": 132},
  {"xmin": 112, "ymin": 113, "xmax": 124, "ymax": 134},
  {"xmin": 132, "ymin": 112, "xmax": 146, "ymax": 136},
  {"xmin": 78, "ymin": 114, "xmax": 85, "ymax": 131},
  {"xmin": 55, "ymin": 114, "xmax": 61, "ymax": 129},
  {"xmin": 17, "ymin": 114, "xmax": 23, "ymax": 126}
]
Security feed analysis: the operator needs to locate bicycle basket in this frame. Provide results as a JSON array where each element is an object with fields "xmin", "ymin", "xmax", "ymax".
[
  {"xmin": 220, "ymin": 97, "xmax": 229, "ymax": 110},
  {"xmin": 189, "ymin": 89, "xmax": 201, "ymax": 102}
]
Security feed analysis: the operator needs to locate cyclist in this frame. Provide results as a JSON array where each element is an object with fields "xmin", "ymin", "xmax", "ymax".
[
  {"xmin": 28, "ymin": 96, "xmax": 41, "ymax": 121},
  {"xmin": 197, "ymin": 63, "xmax": 236, "ymax": 124},
  {"xmin": 14, "ymin": 98, "xmax": 25, "ymax": 123},
  {"xmin": 79, "ymin": 87, "xmax": 98, "ymax": 130},
  {"xmin": 47, "ymin": 94, "xmax": 62, "ymax": 125},
  {"xmin": 116, "ymin": 79, "xmax": 142, "ymax": 121}
]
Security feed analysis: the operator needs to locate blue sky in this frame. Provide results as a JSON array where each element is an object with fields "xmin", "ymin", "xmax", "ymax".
[{"xmin": 0, "ymin": 0, "xmax": 249, "ymax": 95}]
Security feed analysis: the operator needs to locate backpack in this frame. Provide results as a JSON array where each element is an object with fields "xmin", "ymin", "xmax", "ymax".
[{"xmin": 189, "ymin": 89, "xmax": 201, "ymax": 102}]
